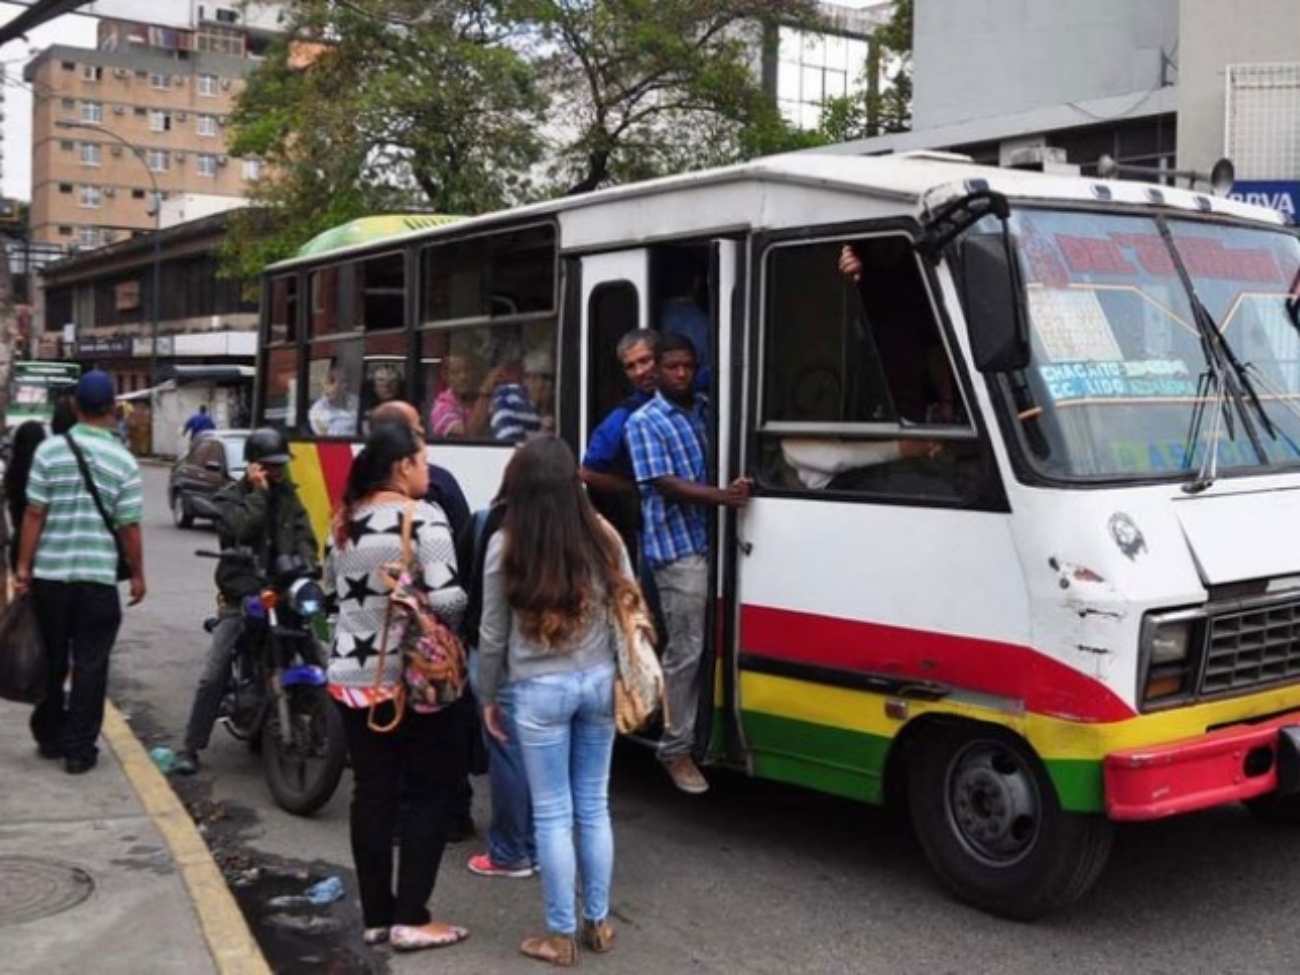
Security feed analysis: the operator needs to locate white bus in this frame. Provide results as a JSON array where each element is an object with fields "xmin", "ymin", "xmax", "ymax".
[{"xmin": 255, "ymin": 152, "xmax": 1300, "ymax": 918}]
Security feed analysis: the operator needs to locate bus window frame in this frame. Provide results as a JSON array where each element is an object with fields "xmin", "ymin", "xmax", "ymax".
[
  {"xmin": 748, "ymin": 221, "xmax": 1008, "ymax": 512},
  {"xmin": 418, "ymin": 221, "xmax": 559, "ymax": 329}
]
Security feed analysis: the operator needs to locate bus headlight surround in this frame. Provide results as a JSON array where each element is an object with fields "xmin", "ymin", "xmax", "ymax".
[{"xmin": 1139, "ymin": 610, "xmax": 1203, "ymax": 706}]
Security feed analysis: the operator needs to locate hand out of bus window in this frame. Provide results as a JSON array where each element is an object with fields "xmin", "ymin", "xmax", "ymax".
[{"xmin": 839, "ymin": 245, "xmax": 862, "ymax": 281}]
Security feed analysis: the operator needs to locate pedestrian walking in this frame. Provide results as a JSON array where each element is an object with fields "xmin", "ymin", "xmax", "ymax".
[
  {"xmin": 4, "ymin": 420, "xmax": 47, "ymax": 571},
  {"xmin": 477, "ymin": 435, "xmax": 635, "ymax": 966},
  {"xmin": 323, "ymin": 421, "xmax": 471, "ymax": 952},
  {"xmin": 182, "ymin": 404, "xmax": 216, "ymax": 440},
  {"xmin": 13, "ymin": 370, "xmax": 146, "ymax": 774}
]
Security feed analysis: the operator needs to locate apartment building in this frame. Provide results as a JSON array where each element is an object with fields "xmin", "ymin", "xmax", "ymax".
[{"xmin": 24, "ymin": 14, "xmax": 275, "ymax": 252}]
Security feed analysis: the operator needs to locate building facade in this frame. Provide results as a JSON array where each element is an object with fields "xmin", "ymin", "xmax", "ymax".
[
  {"xmin": 24, "ymin": 12, "xmax": 277, "ymax": 252},
  {"xmin": 818, "ymin": 0, "xmax": 1300, "ymax": 221}
]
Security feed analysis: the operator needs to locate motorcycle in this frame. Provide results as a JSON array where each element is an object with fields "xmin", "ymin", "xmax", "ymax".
[{"xmin": 195, "ymin": 547, "xmax": 347, "ymax": 816}]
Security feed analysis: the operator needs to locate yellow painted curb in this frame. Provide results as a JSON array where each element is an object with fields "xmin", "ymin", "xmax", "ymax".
[{"xmin": 103, "ymin": 703, "xmax": 272, "ymax": 975}]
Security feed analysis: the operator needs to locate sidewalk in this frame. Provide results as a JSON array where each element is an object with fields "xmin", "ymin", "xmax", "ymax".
[{"xmin": 0, "ymin": 698, "xmax": 269, "ymax": 975}]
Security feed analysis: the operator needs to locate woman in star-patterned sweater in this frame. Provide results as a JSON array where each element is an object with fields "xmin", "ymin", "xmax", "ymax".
[{"xmin": 322, "ymin": 421, "xmax": 471, "ymax": 953}]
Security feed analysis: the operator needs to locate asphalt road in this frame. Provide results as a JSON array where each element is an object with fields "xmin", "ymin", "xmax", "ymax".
[{"xmin": 110, "ymin": 465, "xmax": 1300, "ymax": 975}]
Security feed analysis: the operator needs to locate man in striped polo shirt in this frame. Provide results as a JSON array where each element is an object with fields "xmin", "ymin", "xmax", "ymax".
[{"xmin": 15, "ymin": 370, "xmax": 146, "ymax": 775}]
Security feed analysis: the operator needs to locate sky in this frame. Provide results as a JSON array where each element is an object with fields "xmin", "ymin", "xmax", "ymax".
[{"xmin": 0, "ymin": 0, "xmax": 892, "ymax": 202}]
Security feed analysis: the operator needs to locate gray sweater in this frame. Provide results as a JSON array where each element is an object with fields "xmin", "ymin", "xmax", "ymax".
[{"xmin": 476, "ymin": 531, "xmax": 629, "ymax": 704}]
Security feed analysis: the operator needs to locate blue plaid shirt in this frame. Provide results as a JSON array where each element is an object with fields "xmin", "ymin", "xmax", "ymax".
[{"xmin": 625, "ymin": 392, "xmax": 709, "ymax": 568}]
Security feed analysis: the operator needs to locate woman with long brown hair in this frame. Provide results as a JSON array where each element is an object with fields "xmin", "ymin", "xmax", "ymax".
[
  {"xmin": 478, "ymin": 435, "xmax": 635, "ymax": 967},
  {"xmin": 324, "ymin": 421, "xmax": 470, "ymax": 952}
]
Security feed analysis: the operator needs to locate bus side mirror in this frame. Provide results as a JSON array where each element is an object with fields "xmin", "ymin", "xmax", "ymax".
[{"xmin": 961, "ymin": 233, "xmax": 1030, "ymax": 373}]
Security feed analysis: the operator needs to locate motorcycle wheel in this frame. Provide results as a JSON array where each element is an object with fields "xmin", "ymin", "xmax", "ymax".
[{"xmin": 261, "ymin": 685, "xmax": 346, "ymax": 817}]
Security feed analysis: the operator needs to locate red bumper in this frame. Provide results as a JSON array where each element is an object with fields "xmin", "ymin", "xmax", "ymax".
[{"xmin": 1104, "ymin": 710, "xmax": 1300, "ymax": 821}]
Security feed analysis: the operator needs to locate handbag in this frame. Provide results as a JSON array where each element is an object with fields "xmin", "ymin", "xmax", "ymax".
[
  {"xmin": 367, "ymin": 502, "xmax": 467, "ymax": 733},
  {"xmin": 63, "ymin": 434, "xmax": 131, "ymax": 582},
  {"xmin": 609, "ymin": 578, "xmax": 666, "ymax": 735},
  {"xmin": 0, "ymin": 594, "xmax": 46, "ymax": 705}
]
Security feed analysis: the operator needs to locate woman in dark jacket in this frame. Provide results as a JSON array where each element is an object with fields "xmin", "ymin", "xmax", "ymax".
[{"xmin": 4, "ymin": 420, "xmax": 47, "ymax": 570}]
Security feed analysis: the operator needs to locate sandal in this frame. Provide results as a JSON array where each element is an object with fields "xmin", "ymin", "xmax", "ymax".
[
  {"xmin": 390, "ymin": 922, "xmax": 469, "ymax": 952},
  {"xmin": 580, "ymin": 917, "xmax": 615, "ymax": 953},
  {"xmin": 520, "ymin": 932, "xmax": 578, "ymax": 967}
]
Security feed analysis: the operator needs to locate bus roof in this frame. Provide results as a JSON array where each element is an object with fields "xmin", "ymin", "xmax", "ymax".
[{"xmin": 265, "ymin": 152, "xmax": 1289, "ymax": 272}]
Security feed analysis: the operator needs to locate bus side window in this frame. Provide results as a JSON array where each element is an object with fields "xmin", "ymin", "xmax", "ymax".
[
  {"xmin": 759, "ymin": 236, "xmax": 980, "ymax": 501},
  {"xmin": 306, "ymin": 344, "xmax": 363, "ymax": 438}
]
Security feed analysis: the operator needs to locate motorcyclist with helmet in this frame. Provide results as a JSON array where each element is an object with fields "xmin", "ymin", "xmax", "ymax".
[{"xmin": 173, "ymin": 428, "xmax": 319, "ymax": 775}]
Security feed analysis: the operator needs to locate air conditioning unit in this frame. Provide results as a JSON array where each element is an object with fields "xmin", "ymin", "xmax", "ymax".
[
  {"xmin": 175, "ymin": 152, "xmax": 187, "ymax": 162},
  {"xmin": 218, "ymin": 116, "xmax": 228, "ymax": 126},
  {"xmin": 176, "ymin": 111, "xmax": 187, "ymax": 121},
  {"xmin": 220, "ymin": 78, "xmax": 232, "ymax": 90},
  {"xmin": 103, "ymin": 186, "xmax": 116, "ymax": 197},
  {"xmin": 217, "ymin": 155, "xmax": 228, "ymax": 166},
  {"xmin": 110, "ymin": 145, "xmax": 123, "ymax": 157},
  {"xmin": 112, "ymin": 105, "xmax": 126, "ymax": 115},
  {"xmin": 113, "ymin": 68, "xmax": 128, "ymax": 79},
  {"xmin": 172, "ymin": 75, "xmax": 184, "ymax": 86}
]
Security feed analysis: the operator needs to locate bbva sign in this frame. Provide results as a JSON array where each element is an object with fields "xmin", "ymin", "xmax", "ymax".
[{"xmin": 1227, "ymin": 180, "xmax": 1299, "ymax": 222}]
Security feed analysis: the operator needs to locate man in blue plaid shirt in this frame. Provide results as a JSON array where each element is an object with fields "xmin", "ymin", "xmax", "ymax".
[{"xmin": 625, "ymin": 332, "xmax": 750, "ymax": 795}]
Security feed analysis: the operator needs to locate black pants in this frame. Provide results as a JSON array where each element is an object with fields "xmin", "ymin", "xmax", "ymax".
[
  {"xmin": 337, "ymin": 698, "xmax": 470, "ymax": 928},
  {"xmin": 29, "ymin": 580, "xmax": 122, "ymax": 762}
]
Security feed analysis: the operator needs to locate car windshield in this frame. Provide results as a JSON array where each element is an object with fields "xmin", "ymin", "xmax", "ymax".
[
  {"xmin": 217, "ymin": 433, "xmax": 248, "ymax": 476},
  {"xmin": 998, "ymin": 208, "xmax": 1300, "ymax": 481}
]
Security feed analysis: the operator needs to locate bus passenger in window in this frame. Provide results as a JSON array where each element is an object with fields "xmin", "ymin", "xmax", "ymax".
[
  {"xmin": 491, "ymin": 348, "xmax": 555, "ymax": 443},
  {"xmin": 309, "ymin": 359, "xmax": 361, "ymax": 437},
  {"xmin": 429, "ymin": 352, "xmax": 493, "ymax": 439}
]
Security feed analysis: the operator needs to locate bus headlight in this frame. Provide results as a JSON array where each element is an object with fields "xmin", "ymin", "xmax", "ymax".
[
  {"xmin": 286, "ymin": 578, "xmax": 326, "ymax": 617},
  {"xmin": 1140, "ymin": 611, "xmax": 1203, "ymax": 706}
]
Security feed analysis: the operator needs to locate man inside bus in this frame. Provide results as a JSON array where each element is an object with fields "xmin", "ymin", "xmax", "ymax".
[
  {"xmin": 626, "ymin": 332, "xmax": 750, "ymax": 795},
  {"xmin": 429, "ymin": 349, "xmax": 494, "ymax": 438},
  {"xmin": 580, "ymin": 327, "xmax": 659, "ymax": 564},
  {"xmin": 308, "ymin": 358, "xmax": 361, "ymax": 437},
  {"xmin": 490, "ymin": 347, "xmax": 555, "ymax": 442}
]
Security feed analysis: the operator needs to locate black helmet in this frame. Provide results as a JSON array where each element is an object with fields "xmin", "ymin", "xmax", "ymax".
[{"xmin": 244, "ymin": 427, "xmax": 291, "ymax": 465}]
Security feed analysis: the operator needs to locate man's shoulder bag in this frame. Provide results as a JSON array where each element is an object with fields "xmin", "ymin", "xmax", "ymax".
[{"xmin": 64, "ymin": 434, "xmax": 131, "ymax": 582}]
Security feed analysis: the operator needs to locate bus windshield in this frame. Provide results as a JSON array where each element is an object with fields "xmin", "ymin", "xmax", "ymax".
[
  {"xmin": 1004, "ymin": 209, "xmax": 1300, "ymax": 481},
  {"xmin": 8, "ymin": 360, "xmax": 81, "ymax": 429}
]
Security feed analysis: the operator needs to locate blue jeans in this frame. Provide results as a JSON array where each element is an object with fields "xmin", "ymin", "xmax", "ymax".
[
  {"xmin": 486, "ymin": 684, "xmax": 536, "ymax": 869},
  {"xmin": 513, "ymin": 662, "xmax": 616, "ymax": 935}
]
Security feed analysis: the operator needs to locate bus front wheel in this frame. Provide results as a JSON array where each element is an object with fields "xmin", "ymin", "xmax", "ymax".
[{"xmin": 908, "ymin": 722, "xmax": 1114, "ymax": 920}]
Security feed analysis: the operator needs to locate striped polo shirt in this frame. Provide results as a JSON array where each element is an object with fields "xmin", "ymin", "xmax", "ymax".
[{"xmin": 27, "ymin": 424, "xmax": 143, "ymax": 586}]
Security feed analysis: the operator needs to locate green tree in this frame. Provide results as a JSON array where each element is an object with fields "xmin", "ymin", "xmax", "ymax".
[
  {"xmin": 221, "ymin": 0, "xmax": 547, "ymax": 281},
  {"xmin": 517, "ymin": 0, "xmax": 825, "ymax": 193},
  {"xmin": 818, "ymin": 0, "xmax": 912, "ymax": 144}
]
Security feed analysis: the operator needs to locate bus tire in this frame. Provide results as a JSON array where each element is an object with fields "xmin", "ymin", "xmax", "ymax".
[{"xmin": 907, "ymin": 722, "xmax": 1113, "ymax": 920}]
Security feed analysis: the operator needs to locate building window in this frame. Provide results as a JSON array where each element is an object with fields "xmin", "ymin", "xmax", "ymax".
[
  {"xmin": 198, "ymin": 73, "xmax": 218, "ymax": 96},
  {"xmin": 77, "ymin": 227, "xmax": 99, "ymax": 249},
  {"xmin": 79, "ymin": 186, "xmax": 102, "ymax": 208},
  {"xmin": 81, "ymin": 64, "xmax": 102, "ymax": 82},
  {"xmin": 80, "ymin": 143, "xmax": 101, "ymax": 166},
  {"xmin": 149, "ymin": 110, "xmax": 172, "ymax": 132},
  {"xmin": 776, "ymin": 27, "xmax": 873, "ymax": 131},
  {"xmin": 197, "ymin": 153, "xmax": 218, "ymax": 177},
  {"xmin": 81, "ymin": 101, "xmax": 103, "ymax": 123},
  {"xmin": 242, "ymin": 158, "xmax": 263, "ymax": 181},
  {"xmin": 197, "ymin": 114, "xmax": 218, "ymax": 137},
  {"xmin": 147, "ymin": 150, "xmax": 170, "ymax": 173},
  {"xmin": 58, "ymin": 183, "xmax": 73, "ymax": 194},
  {"xmin": 150, "ymin": 72, "xmax": 169, "ymax": 90}
]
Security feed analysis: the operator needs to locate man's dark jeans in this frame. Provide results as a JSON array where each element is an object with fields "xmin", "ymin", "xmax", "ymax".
[{"xmin": 29, "ymin": 579, "xmax": 122, "ymax": 762}]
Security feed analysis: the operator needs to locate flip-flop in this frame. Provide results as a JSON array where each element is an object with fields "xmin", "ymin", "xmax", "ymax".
[{"xmin": 390, "ymin": 923, "xmax": 470, "ymax": 952}]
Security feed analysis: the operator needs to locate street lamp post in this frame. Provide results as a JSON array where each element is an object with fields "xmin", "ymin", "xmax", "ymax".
[{"xmin": 54, "ymin": 120, "xmax": 162, "ymax": 391}]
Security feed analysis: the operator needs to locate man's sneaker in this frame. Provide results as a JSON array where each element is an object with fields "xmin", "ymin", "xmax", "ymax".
[
  {"xmin": 663, "ymin": 755, "xmax": 709, "ymax": 795},
  {"xmin": 467, "ymin": 853, "xmax": 535, "ymax": 879},
  {"xmin": 172, "ymin": 751, "xmax": 200, "ymax": 776}
]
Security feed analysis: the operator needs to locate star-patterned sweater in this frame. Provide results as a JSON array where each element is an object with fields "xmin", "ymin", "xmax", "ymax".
[{"xmin": 323, "ymin": 498, "xmax": 466, "ymax": 707}]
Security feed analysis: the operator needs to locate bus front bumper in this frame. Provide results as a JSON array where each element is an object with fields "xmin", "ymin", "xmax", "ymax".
[{"xmin": 1103, "ymin": 711, "xmax": 1300, "ymax": 821}]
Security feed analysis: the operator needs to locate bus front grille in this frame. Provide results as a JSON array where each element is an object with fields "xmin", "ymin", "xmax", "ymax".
[{"xmin": 1202, "ymin": 600, "xmax": 1300, "ymax": 695}]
